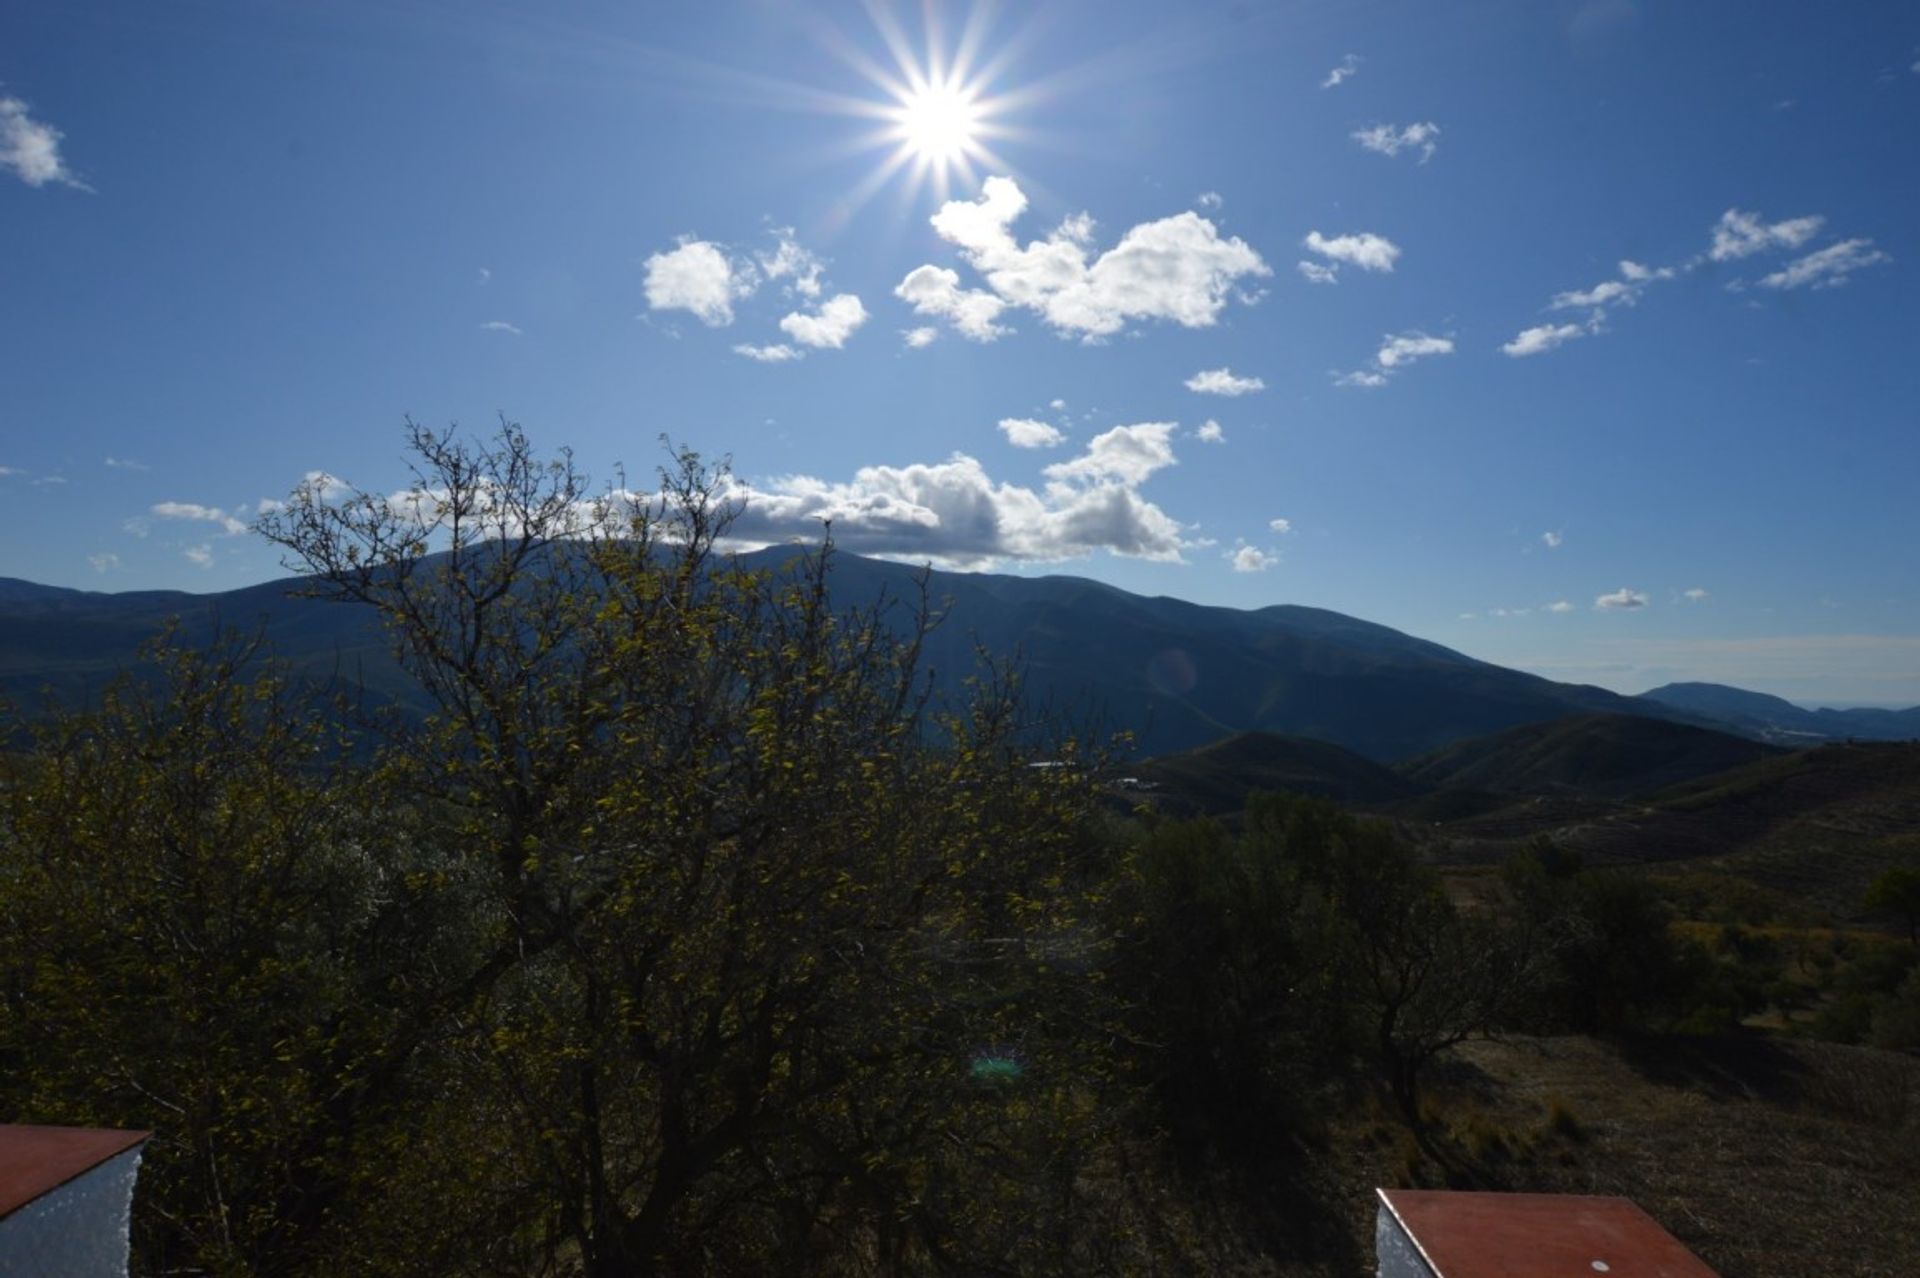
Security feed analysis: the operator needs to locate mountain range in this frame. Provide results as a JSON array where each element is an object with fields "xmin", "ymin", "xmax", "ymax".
[{"xmin": 2, "ymin": 551, "xmax": 1914, "ymax": 762}]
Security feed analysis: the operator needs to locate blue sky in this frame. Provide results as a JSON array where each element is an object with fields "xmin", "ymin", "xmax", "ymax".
[{"xmin": 4, "ymin": 0, "xmax": 1917, "ymax": 704}]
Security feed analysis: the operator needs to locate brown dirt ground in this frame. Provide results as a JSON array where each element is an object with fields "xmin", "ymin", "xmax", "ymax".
[{"xmin": 1303, "ymin": 1034, "xmax": 1920, "ymax": 1278}]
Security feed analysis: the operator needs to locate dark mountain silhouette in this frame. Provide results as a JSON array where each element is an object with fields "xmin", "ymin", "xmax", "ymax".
[
  {"xmin": 1399, "ymin": 713, "xmax": 1783, "ymax": 800},
  {"xmin": 1116, "ymin": 730, "xmax": 1424, "ymax": 816},
  {"xmin": 2, "ymin": 549, "xmax": 1695, "ymax": 759}
]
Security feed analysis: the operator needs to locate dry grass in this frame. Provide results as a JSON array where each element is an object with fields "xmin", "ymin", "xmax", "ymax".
[{"xmin": 1427, "ymin": 1035, "xmax": 1920, "ymax": 1277}]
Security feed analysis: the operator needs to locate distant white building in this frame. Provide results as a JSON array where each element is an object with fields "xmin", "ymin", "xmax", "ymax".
[
  {"xmin": 0, "ymin": 1125, "xmax": 149, "ymax": 1278},
  {"xmin": 1375, "ymin": 1188, "xmax": 1719, "ymax": 1278}
]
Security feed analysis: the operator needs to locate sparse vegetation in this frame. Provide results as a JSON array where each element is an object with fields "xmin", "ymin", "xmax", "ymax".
[{"xmin": 0, "ymin": 428, "xmax": 1914, "ymax": 1276}]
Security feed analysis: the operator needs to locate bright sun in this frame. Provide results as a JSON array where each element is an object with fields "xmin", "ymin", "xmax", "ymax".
[
  {"xmin": 819, "ymin": 9, "xmax": 1027, "ymax": 204},
  {"xmin": 895, "ymin": 82, "xmax": 980, "ymax": 163}
]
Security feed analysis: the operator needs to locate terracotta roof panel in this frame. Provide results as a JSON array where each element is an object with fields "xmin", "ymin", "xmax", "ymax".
[{"xmin": 0, "ymin": 1124, "xmax": 151, "ymax": 1220}]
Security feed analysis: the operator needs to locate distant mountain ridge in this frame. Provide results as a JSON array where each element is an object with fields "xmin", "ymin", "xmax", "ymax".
[
  {"xmin": 0, "ymin": 553, "xmax": 1877, "ymax": 761},
  {"xmin": 1637, "ymin": 681, "xmax": 1920, "ymax": 746}
]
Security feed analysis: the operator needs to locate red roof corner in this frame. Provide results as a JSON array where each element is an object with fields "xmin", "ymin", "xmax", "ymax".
[
  {"xmin": 0, "ymin": 1124, "xmax": 151, "ymax": 1221},
  {"xmin": 1378, "ymin": 1189, "xmax": 1720, "ymax": 1278}
]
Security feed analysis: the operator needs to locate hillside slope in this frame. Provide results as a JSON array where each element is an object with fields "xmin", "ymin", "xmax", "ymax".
[
  {"xmin": 1400, "ymin": 713, "xmax": 1783, "ymax": 800},
  {"xmin": 3, "ymin": 550, "xmax": 1684, "ymax": 759}
]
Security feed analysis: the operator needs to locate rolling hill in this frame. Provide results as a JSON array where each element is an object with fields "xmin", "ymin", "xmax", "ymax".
[
  {"xmin": 1115, "ymin": 730, "xmax": 1423, "ymax": 816},
  {"xmin": 1399, "ymin": 713, "xmax": 1783, "ymax": 800}
]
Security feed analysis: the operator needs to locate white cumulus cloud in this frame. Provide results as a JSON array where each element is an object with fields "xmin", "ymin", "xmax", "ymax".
[
  {"xmin": 1501, "ymin": 322, "xmax": 1588, "ymax": 358},
  {"xmin": 1268, "ymin": 517, "xmax": 1292, "ymax": 534},
  {"xmin": 1042, "ymin": 422, "xmax": 1179, "ymax": 487},
  {"xmin": 1550, "ymin": 280, "xmax": 1636, "ymax": 310},
  {"xmin": 1758, "ymin": 238, "xmax": 1891, "ymax": 290},
  {"xmin": 1185, "ymin": 367, "xmax": 1265, "ymax": 396},
  {"xmin": 999, "ymin": 417, "xmax": 1065, "ymax": 449},
  {"xmin": 757, "ymin": 229, "xmax": 824, "ymax": 298},
  {"xmin": 152, "ymin": 501, "xmax": 248, "ymax": 536},
  {"xmin": 184, "ymin": 544, "xmax": 215, "ymax": 569},
  {"xmin": 1196, "ymin": 420, "xmax": 1225, "ymax": 443},
  {"xmin": 900, "ymin": 176, "xmax": 1270, "ymax": 342},
  {"xmin": 1, "ymin": 96, "xmax": 88, "ymax": 190},
  {"xmin": 1228, "ymin": 543, "xmax": 1278, "ymax": 572},
  {"xmin": 778, "ymin": 292, "xmax": 868, "ymax": 349},
  {"xmin": 644, "ymin": 239, "xmax": 754, "ymax": 326},
  {"xmin": 1376, "ymin": 332, "xmax": 1454, "ymax": 368},
  {"xmin": 1595, "ymin": 587, "xmax": 1649, "ymax": 611},
  {"xmin": 895, "ymin": 264, "xmax": 1009, "ymax": 341},
  {"xmin": 1546, "ymin": 600, "xmax": 1575, "ymax": 613},
  {"xmin": 1683, "ymin": 587, "xmax": 1710, "ymax": 602},
  {"xmin": 1321, "ymin": 54, "xmax": 1362, "ymax": 89},
  {"xmin": 721, "ymin": 433, "xmax": 1190, "ymax": 569},
  {"xmin": 902, "ymin": 326, "xmax": 939, "ymax": 348},
  {"xmin": 1352, "ymin": 121, "xmax": 1440, "ymax": 163},
  {"xmin": 1302, "ymin": 230, "xmax": 1400, "ymax": 274},
  {"xmin": 733, "ymin": 343, "xmax": 801, "ymax": 362},
  {"xmin": 1297, "ymin": 260, "xmax": 1339, "ymax": 285},
  {"xmin": 1708, "ymin": 208, "xmax": 1824, "ymax": 262}
]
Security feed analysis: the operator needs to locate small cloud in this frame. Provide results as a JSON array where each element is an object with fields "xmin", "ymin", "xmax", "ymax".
[
  {"xmin": 477, "ymin": 267, "xmax": 491, "ymax": 285},
  {"xmin": 757, "ymin": 228, "xmax": 824, "ymax": 298},
  {"xmin": 1375, "ymin": 332, "xmax": 1454, "ymax": 369},
  {"xmin": 1708, "ymin": 208, "xmax": 1824, "ymax": 262},
  {"xmin": 778, "ymin": 292, "xmax": 868, "ymax": 349},
  {"xmin": 1042, "ymin": 422, "xmax": 1179, "ymax": 487},
  {"xmin": 1196, "ymin": 191, "xmax": 1223, "ymax": 210},
  {"xmin": 1595, "ymin": 587, "xmax": 1649, "ymax": 611},
  {"xmin": 104, "ymin": 456, "xmax": 149, "ymax": 471},
  {"xmin": 0, "ymin": 466, "xmax": 19, "ymax": 477},
  {"xmin": 1541, "ymin": 530, "xmax": 1563, "ymax": 549},
  {"xmin": 1332, "ymin": 368, "xmax": 1389, "ymax": 389},
  {"xmin": 1228, "ymin": 543, "xmax": 1278, "ymax": 572},
  {"xmin": 902, "ymin": 326, "xmax": 939, "ymax": 348},
  {"xmin": 184, "ymin": 543, "xmax": 215, "ymax": 569},
  {"xmin": 151, "ymin": 501, "xmax": 248, "ymax": 536},
  {"xmin": 1546, "ymin": 600, "xmax": 1575, "ymax": 613},
  {"xmin": 1048, "ymin": 398, "xmax": 1068, "ymax": 411},
  {"xmin": 900, "ymin": 177, "xmax": 1269, "ymax": 342},
  {"xmin": 1502, "ymin": 321, "xmax": 1588, "ymax": 358},
  {"xmin": 895, "ymin": 264, "xmax": 1009, "ymax": 341},
  {"xmin": 1352, "ymin": 121, "xmax": 1440, "ymax": 163},
  {"xmin": 88, "ymin": 552, "xmax": 120, "ymax": 574},
  {"xmin": 32, "ymin": 475, "xmax": 68, "ymax": 487},
  {"xmin": 1302, "ymin": 230, "xmax": 1401, "ymax": 275},
  {"xmin": 1550, "ymin": 280, "xmax": 1636, "ymax": 310},
  {"xmin": 1195, "ymin": 420, "xmax": 1225, "ymax": 443},
  {"xmin": 122, "ymin": 516, "xmax": 150, "ymax": 538},
  {"xmin": 1757, "ymin": 238, "xmax": 1891, "ymax": 290},
  {"xmin": 999, "ymin": 417, "xmax": 1066, "ymax": 449},
  {"xmin": 733, "ymin": 342, "xmax": 801, "ymax": 362},
  {"xmin": 1682, "ymin": 587, "xmax": 1709, "ymax": 602},
  {"xmin": 1297, "ymin": 260, "xmax": 1339, "ymax": 285},
  {"xmin": 1268, "ymin": 517, "xmax": 1292, "ymax": 534},
  {"xmin": 479, "ymin": 320, "xmax": 522, "ymax": 335},
  {"xmin": 644, "ymin": 237, "xmax": 755, "ymax": 326},
  {"xmin": 1617, "ymin": 259, "xmax": 1676, "ymax": 283},
  {"xmin": 0, "ymin": 95, "xmax": 89, "ymax": 190},
  {"xmin": 1321, "ymin": 54, "xmax": 1362, "ymax": 89},
  {"xmin": 1186, "ymin": 367, "xmax": 1265, "ymax": 396}
]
